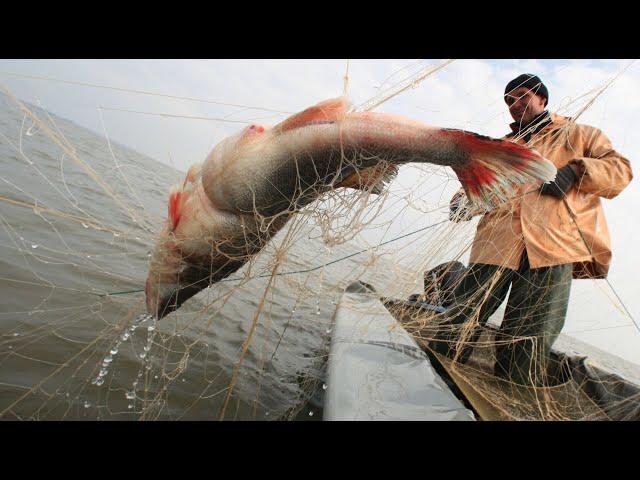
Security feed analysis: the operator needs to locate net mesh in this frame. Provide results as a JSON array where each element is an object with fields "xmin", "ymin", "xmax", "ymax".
[{"xmin": 0, "ymin": 60, "xmax": 638, "ymax": 421}]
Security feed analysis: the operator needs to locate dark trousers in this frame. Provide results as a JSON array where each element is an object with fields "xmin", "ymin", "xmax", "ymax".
[{"xmin": 429, "ymin": 251, "xmax": 573, "ymax": 387}]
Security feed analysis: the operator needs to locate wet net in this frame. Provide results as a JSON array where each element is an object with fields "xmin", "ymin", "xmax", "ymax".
[{"xmin": 0, "ymin": 59, "xmax": 638, "ymax": 421}]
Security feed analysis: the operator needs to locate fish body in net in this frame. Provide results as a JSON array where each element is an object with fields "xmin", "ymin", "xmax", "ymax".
[{"xmin": 145, "ymin": 97, "xmax": 556, "ymax": 319}]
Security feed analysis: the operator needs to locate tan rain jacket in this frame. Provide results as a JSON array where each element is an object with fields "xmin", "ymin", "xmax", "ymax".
[{"xmin": 453, "ymin": 113, "xmax": 633, "ymax": 279}]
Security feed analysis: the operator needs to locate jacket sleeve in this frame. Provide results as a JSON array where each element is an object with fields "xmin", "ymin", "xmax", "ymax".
[{"xmin": 569, "ymin": 126, "xmax": 633, "ymax": 199}]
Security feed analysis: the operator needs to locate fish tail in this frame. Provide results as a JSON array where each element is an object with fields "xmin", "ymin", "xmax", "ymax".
[{"xmin": 444, "ymin": 129, "xmax": 556, "ymax": 208}]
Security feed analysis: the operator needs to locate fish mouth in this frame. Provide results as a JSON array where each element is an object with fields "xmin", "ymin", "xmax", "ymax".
[
  {"xmin": 145, "ymin": 245, "xmax": 251, "ymax": 319},
  {"xmin": 145, "ymin": 276, "xmax": 210, "ymax": 320}
]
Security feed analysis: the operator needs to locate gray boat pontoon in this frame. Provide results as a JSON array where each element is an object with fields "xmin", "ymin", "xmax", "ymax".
[{"xmin": 322, "ymin": 281, "xmax": 640, "ymax": 421}]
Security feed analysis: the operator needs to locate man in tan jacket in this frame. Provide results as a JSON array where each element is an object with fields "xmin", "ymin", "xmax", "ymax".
[{"xmin": 430, "ymin": 73, "xmax": 633, "ymax": 387}]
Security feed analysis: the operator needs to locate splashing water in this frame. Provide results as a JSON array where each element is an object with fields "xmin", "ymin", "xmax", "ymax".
[{"xmin": 92, "ymin": 313, "xmax": 155, "ymax": 387}]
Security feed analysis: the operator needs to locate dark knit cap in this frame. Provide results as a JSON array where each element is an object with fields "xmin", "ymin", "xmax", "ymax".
[{"xmin": 504, "ymin": 74, "xmax": 549, "ymax": 106}]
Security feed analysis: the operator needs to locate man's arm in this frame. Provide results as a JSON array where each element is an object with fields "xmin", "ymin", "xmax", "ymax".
[{"xmin": 568, "ymin": 126, "xmax": 633, "ymax": 199}]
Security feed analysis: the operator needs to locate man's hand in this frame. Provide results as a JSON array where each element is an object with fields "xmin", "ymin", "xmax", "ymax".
[
  {"xmin": 449, "ymin": 191, "xmax": 475, "ymax": 222},
  {"xmin": 540, "ymin": 164, "xmax": 578, "ymax": 198}
]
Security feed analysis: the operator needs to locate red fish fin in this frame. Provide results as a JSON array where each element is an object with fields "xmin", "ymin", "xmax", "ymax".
[
  {"xmin": 169, "ymin": 166, "xmax": 201, "ymax": 231},
  {"xmin": 168, "ymin": 186, "xmax": 182, "ymax": 231},
  {"xmin": 335, "ymin": 164, "xmax": 399, "ymax": 194},
  {"xmin": 274, "ymin": 97, "xmax": 351, "ymax": 133},
  {"xmin": 445, "ymin": 130, "xmax": 556, "ymax": 208}
]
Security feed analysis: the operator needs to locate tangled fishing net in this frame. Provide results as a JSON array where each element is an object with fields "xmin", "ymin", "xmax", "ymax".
[{"xmin": 0, "ymin": 60, "xmax": 638, "ymax": 421}]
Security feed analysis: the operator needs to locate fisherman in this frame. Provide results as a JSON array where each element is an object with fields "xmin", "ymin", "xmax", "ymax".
[{"xmin": 429, "ymin": 74, "xmax": 633, "ymax": 387}]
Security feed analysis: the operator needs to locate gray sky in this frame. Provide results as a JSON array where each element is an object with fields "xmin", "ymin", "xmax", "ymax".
[{"xmin": 0, "ymin": 59, "xmax": 638, "ymax": 364}]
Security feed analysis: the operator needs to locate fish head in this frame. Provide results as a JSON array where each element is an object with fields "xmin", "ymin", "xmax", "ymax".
[
  {"xmin": 144, "ymin": 164, "xmax": 231, "ymax": 319},
  {"xmin": 144, "ymin": 219, "xmax": 213, "ymax": 319}
]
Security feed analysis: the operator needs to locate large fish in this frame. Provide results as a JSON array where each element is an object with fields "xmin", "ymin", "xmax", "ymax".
[{"xmin": 145, "ymin": 97, "xmax": 555, "ymax": 319}]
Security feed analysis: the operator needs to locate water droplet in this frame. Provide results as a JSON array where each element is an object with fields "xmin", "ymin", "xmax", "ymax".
[
  {"xmin": 265, "ymin": 412, "xmax": 269, "ymax": 416},
  {"xmin": 8, "ymin": 346, "xmax": 12, "ymax": 350},
  {"xmin": 31, "ymin": 244, "xmax": 38, "ymax": 249},
  {"xmin": 125, "ymin": 391, "xmax": 135, "ymax": 400},
  {"xmin": 139, "ymin": 352, "xmax": 147, "ymax": 360},
  {"xmin": 82, "ymin": 223, "xmax": 89, "ymax": 229},
  {"xmin": 120, "ymin": 332, "xmax": 130, "ymax": 341},
  {"xmin": 154, "ymin": 375, "xmax": 158, "ymax": 379},
  {"xmin": 182, "ymin": 378, "xmax": 186, "ymax": 383},
  {"xmin": 326, "ymin": 328, "xmax": 332, "ymax": 334},
  {"xmin": 12, "ymin": 332, "xmax": 20, "ymax": 337},
  {"xmin": 103, "ymin": 355, "xmax": 113, "ymax": 363},
  {"xmin": 322, "ymin": 384, "xmax": 327, "ymax": 390},
  {"xmin": 147, "ymin": 253, "xmax": 152, "ymax": 258},
  {"xmin": 147, "ymin": 325, "xmax": 155, "ymax": 332},
  {"xmin": 99, "ymin": 368, "xmax": 108, "ymax": 377},
  {"xmin": 95, "ymin": 378, "xmax": 104, "ymax": 386},
  {"xmin": 143, "ymin": 345, "xmax": 151, "ymax": 352},
  {"xmin": 128, "ymin": 404, "xmax": 133, "ymax": 409},
  {"xmin": 91, "ymin": 378, "xmax": 97, "ymax": 385},
  {"xmin": 145, "ymin": 364, "xmax": 151, "ymax": 371},
  {"xmin": 308, "ymin": 411, "xmax": 314, "ymax": 417},
  {"xmin": 133, "ymin": 381, "xmax": 138, "ymax": 388},
  {"xmin": 113, "ymin": 232, "xmax": 120, "ymax": 237},
  {"xmin": 65, "ymin": 393, "xmax": 70, "ymax": 398},
  {"xmin": 84, "ymin": 401, "xmax": 91, "ymax": 408},
  {"xmin": 110, "ymin": 347, "xmax": 119, "ymax": 355}
]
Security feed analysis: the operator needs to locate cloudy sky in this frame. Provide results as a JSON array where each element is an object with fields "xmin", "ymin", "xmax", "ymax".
[{"xmin": 0, "ymin": 59, "xmax": 638, "ymax": 365}]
